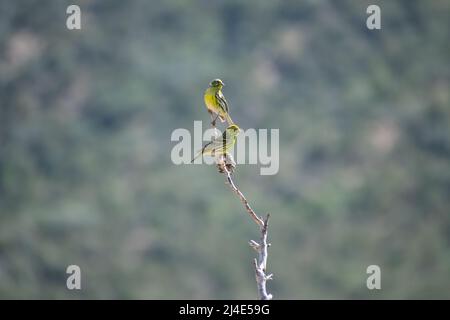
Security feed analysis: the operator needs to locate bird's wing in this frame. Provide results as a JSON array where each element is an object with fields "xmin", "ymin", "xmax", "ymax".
[
  {"xmin": 194, "ymin": 130, "xmax": 236, "ymax": 161},
  {"xmin": 205, "ymin": 131, "xmax": 235, "ymax": 154},
  {"xmin": 215, "ymin": 91, "xmax": 229, "ymax": 113},
  {"xmin": 206, "ymin": 136, "xmax": 226, "ymax": 152}
]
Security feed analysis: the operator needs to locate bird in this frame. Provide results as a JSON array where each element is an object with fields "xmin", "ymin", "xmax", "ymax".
[
  {"xmin": 204, "ymin": 79, "xmax": 234, "ymax": 126},
  {"xmin": 191, "ymin": 124, "xmax": 241, "ymax": 162}
]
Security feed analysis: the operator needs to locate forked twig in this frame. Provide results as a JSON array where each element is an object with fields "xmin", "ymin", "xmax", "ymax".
[{"xmin": 218, "ymin": 158, "xmax": 273, "ymax": 300}]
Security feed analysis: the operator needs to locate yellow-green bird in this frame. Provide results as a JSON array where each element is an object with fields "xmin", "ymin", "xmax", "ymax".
[
  {"xmin": 204, "ymin": 79, "xmax": 234, "ymax": 126},
  {"xmin": 191, "ymin": 124, "xmax": 241, "ymax": 162}
]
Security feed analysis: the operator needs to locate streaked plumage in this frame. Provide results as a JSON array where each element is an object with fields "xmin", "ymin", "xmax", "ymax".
[
  {"xmin": 204, "ymin": 79, "xmax": 234, "ymax": 126},
  {"xmin": 191, "ymin": 124, "xmax": 241, "ymax": 162}
]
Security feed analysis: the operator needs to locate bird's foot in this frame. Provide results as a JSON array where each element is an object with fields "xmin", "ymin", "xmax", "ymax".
[
  {"xmin": 226, "ymin": 153, "xmax": 236, "ymax": 168},
  {"xmin": 216, "ymin": 154, "xmax": 236, "ymax": 174}
]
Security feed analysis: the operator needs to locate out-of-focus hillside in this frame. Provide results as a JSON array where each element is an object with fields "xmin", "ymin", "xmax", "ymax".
[{"xmin": 0, "ymin": 0, "xmax": 449, "ymax": 298}]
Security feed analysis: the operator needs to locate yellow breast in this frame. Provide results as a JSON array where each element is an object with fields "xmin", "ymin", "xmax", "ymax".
[{"xmin": 204, "ymin": 88, "xmax": 218, "ymax": 112}]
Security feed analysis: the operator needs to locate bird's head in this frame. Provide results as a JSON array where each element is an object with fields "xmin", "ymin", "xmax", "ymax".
[
  {"xmin": 226, "ymin": 124, "xmax": 241, "ymax": 135},
  {"xmin": 210, "ymin": 79, "xmax": 225, "ymax": 89}
]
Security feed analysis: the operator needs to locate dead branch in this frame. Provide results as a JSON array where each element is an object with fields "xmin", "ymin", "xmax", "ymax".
[{"xmin": 218, "ymin": 157, "xmax": 273, "ymax": 300}]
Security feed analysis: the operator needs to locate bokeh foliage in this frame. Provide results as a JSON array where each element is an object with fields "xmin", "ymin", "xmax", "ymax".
[{"xmin": 0, "ymin": 0, "xmax": 449, "ymax": 299}]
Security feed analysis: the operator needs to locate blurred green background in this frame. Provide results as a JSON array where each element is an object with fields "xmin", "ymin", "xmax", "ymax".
[{"xmin": 1, "ymin": 0, "xmax": 450, "ymax": 299}]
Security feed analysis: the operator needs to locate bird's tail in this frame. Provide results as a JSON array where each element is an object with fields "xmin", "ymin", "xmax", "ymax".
[
  {"xmin": 191, "ymin": 151, "xmax": 201, "ymax": 163},
  {"xmin": 224, "ymin": 112, "xmax": 234, "ymax": 125}
]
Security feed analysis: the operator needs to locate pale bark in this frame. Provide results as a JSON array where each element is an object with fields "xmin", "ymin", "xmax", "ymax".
[{"xmin": 218, "ymin": 158, "xmax": 273, "ymax": 300}]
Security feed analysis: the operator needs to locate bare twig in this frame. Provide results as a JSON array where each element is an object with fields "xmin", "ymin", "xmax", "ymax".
[
  {"xmin": 219, "ymin": 160, "xmax": 264, "ymax": 227},
  {"xmin": 254, "ymin": 214, "xmax": 273, "ymax": 300},
  {"xmin": 218, "ymin": 157, "xmax": 273, "ymax": 300}
]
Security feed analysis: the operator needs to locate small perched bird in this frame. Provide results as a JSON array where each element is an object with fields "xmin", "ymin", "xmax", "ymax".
[
  {"xmin": 191, "ymin": 124, "xmax": 241, "ymax": 162},
  {"xmin": 204, "ymin": 79, "xmax": 234, "ymax": 126}
]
